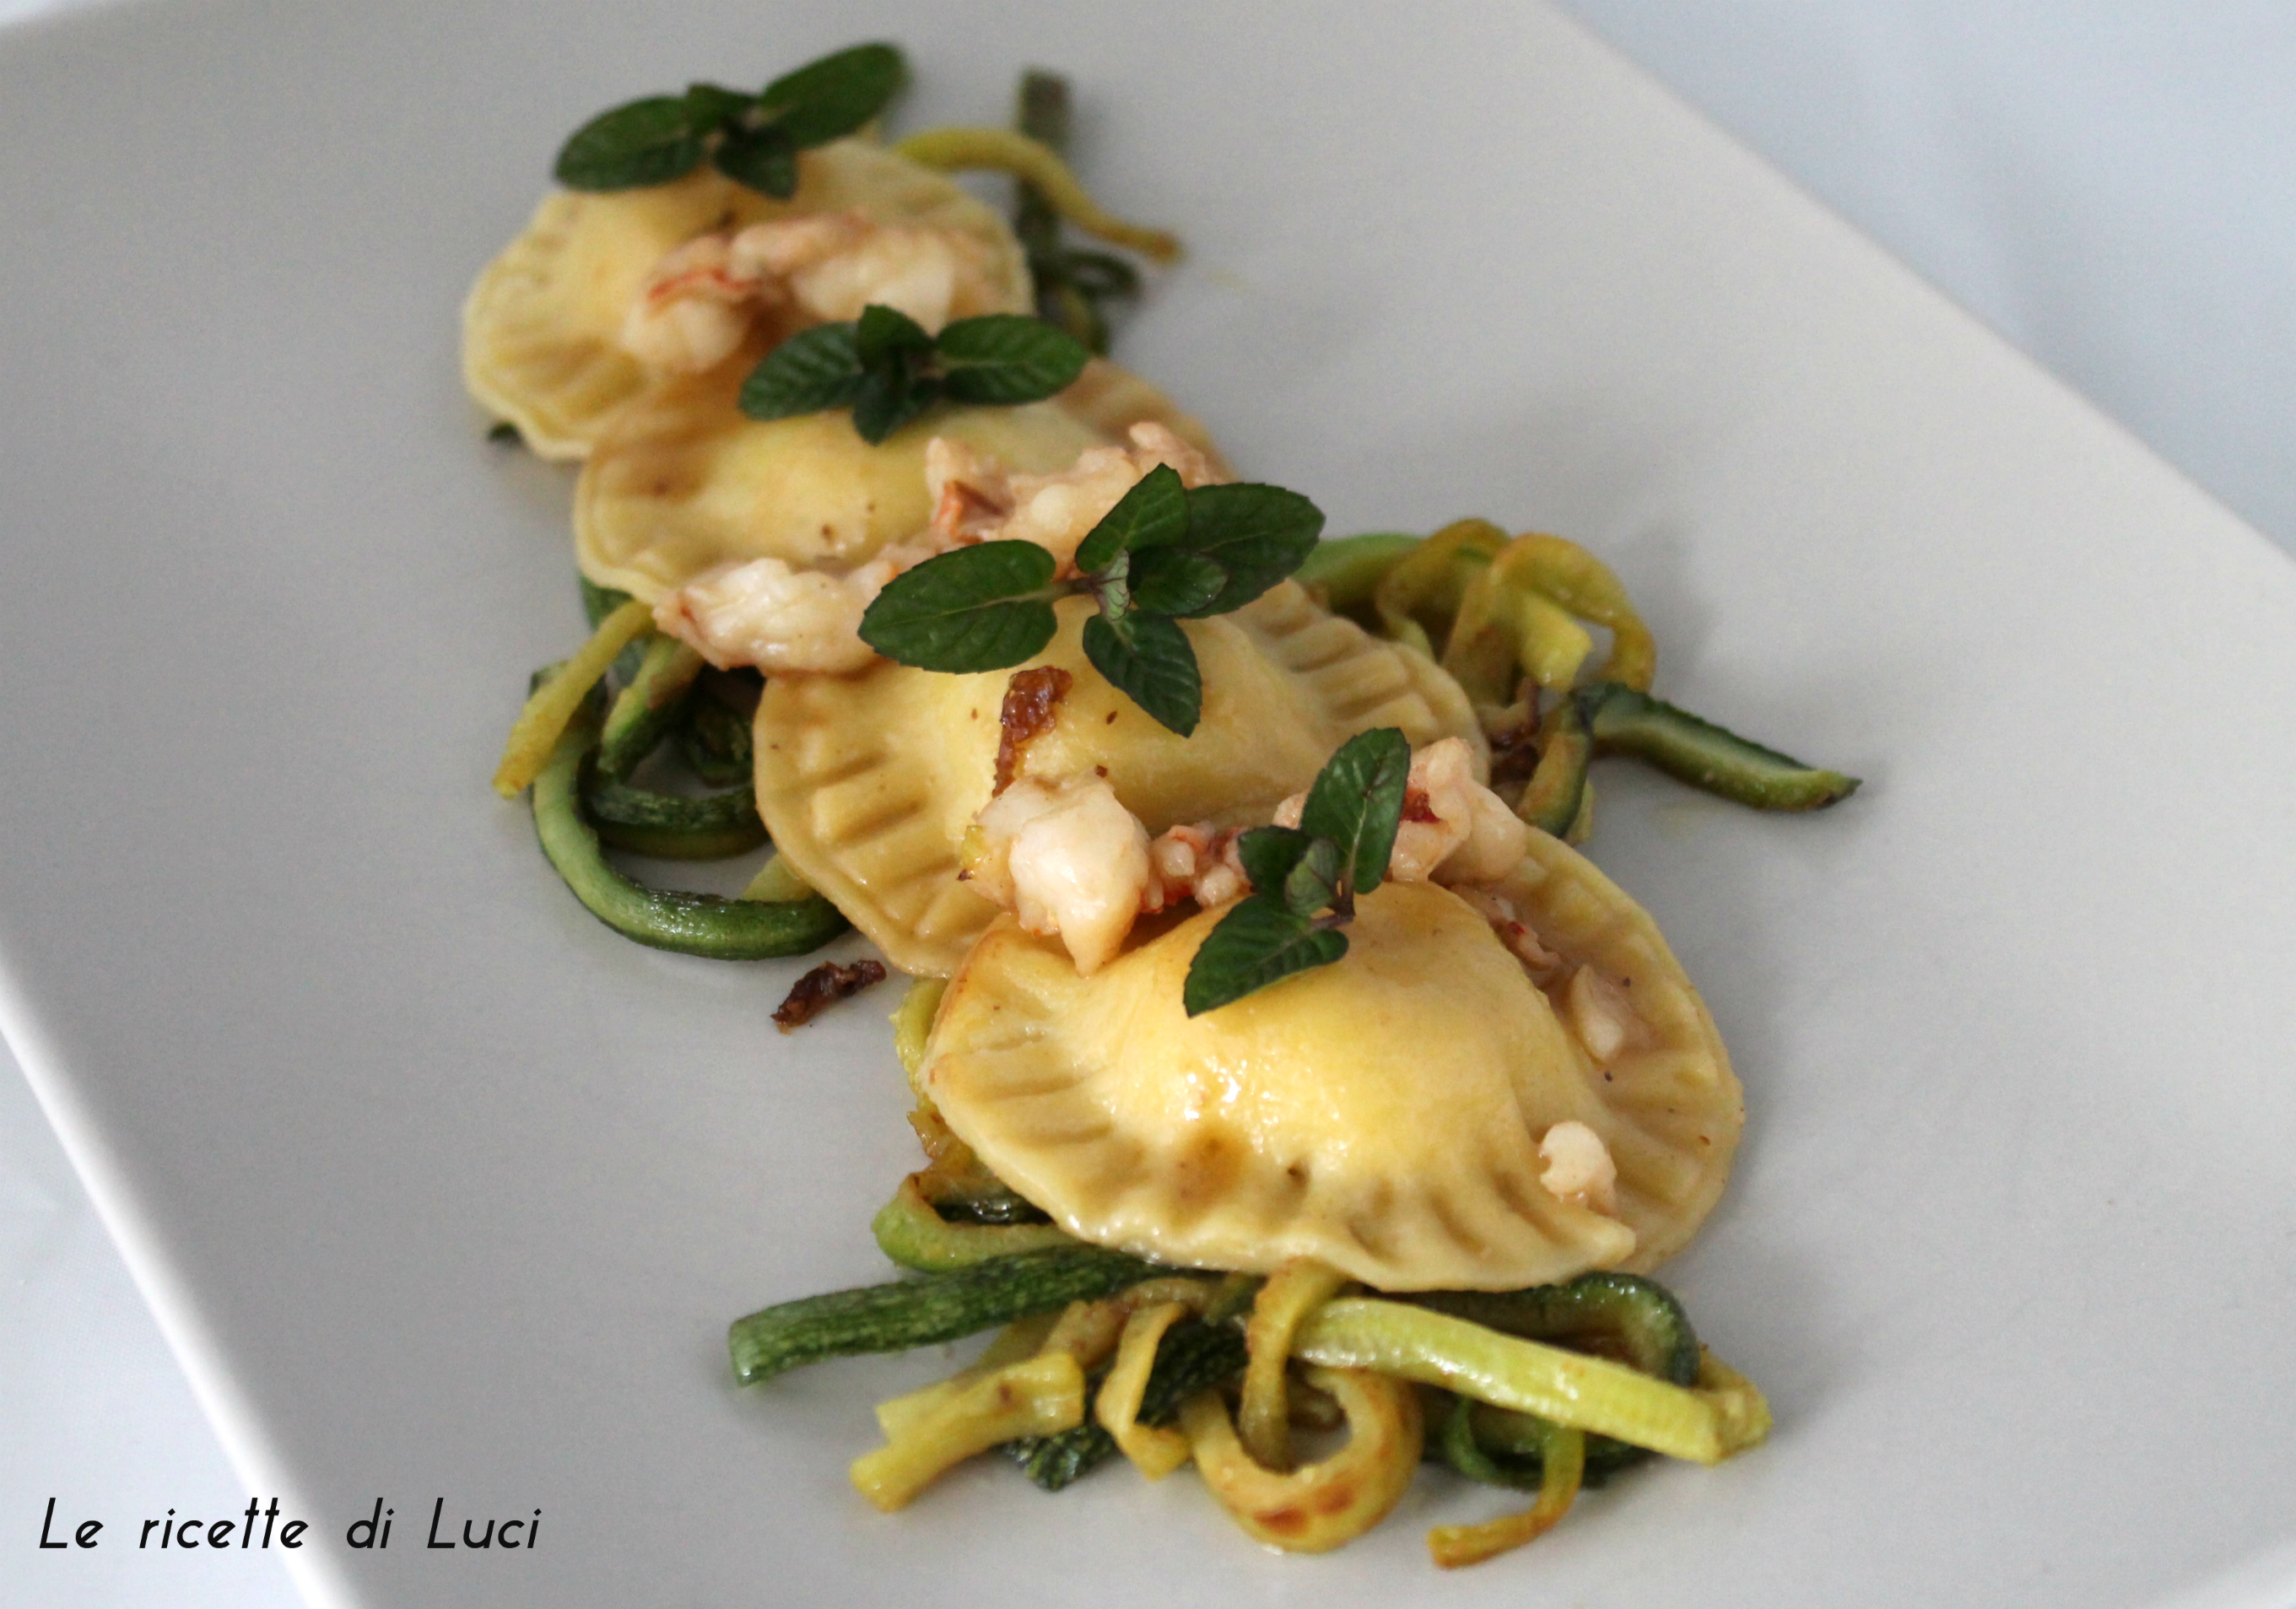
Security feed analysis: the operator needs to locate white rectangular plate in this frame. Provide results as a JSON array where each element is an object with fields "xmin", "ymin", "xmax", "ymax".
[{"xmin": 4, "ymin": 3, "xmax": 2294, "ymax": 1606}]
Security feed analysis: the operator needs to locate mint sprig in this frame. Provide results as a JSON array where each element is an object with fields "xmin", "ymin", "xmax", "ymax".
[
  {"xmin": 1181, "ymin": 728, "xmax": 1411, "ymax": 1017},
  {"xmin": 856, "ymin": 464, "xmax": 1324, "ymax": 734},
  {"xmin": 553, "ymin": 43, "xmax": 906, "ymax": 197},
  {"xmin": 740, "ymin": 305, "xmax": 1091, "ymax": 444}
]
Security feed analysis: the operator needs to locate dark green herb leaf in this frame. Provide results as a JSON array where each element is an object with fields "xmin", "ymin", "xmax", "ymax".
[
  {"xmin": 935, "ymin": 315, "xmax": 1092, "ymax": 405},
  {"xmin": 859, "ymin": 542, "xmax": 1061, "ymax": 672},
  {"xmin": 683, "ymin": 81, "xmax": 756, "ymax": 126},
  {"xmin": 1127, "ymin": 546, "xmax": 1228, "ymax": 617},
  {"xmin": 554, "ymin": 94, "xmax": 712, "ymax": 190},
  {"xmin": 1170, "ymin": 483, "xmax": 1326, "ymax": 616},
  {"xmin": 739, "ymin": 322, "xmax": 865, "ymax": 420},
  {"xmin": 850, "ymin": 367, "xmax": 938, "ymax": 443},
  {"xmin": 1299, "ymin": 727, "xmax": 1412, "ymax": 896},
  {"xmin": 710, "ymin": 123, "xmax": 799, "ymax": 197},
  {"xmin": 757, "ymin": 42, "xmax": 908, "ymax": 147},
  {"xmin": 1182, "ymin": 899, "xmax": 1349, "ymax": 1017},
  {"xmin": 1074, "ymin": 463, "xmax": 1188, "ymax": 576},
  {"xmin": 1080, "ymin": 613, "xmax": 1201, "ymax": 736},
  {"xmin": 1279, "ymin": 837, "xmax": 1344, "ymax": 918},
  {"xmin": 855, "ymin": 302, "xmax": 935, "ymax": 368},
  {"xmin": 1234, "ymin": 825, "xmax": 1319, "ymax": 894}
]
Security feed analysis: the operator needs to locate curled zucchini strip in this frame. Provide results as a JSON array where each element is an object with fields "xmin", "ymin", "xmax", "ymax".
[
  {"xmin": 727, "ymin": 1245, "xmax": 1158, "ymax": 1385},
  {"xmin": 1239, "ymin": 1257, "xmax": 1349, "ymax": 1471},
  {"xmin": 1180, "ymin": 1365, "xmax": 1424, "ymax": 1553},
  {"xmin": 740, "ymin": 853, "xmax": 814, "ymax": 903},
  {"xmin": 890, "ymin": 977, "xmax": 948, "ymax": 1083},
  {"xmin": 493, "ymin": 599, "xmax": 653, "ymax": 796},
  {"xmin": 873, "ymin": 1311, "xmax": 1062, "ymax": 1440},
  {"xmin": 1373, "ymin": 518, "xmax": 1507, "ymax": 659},
  {"xmin": 1428, "ymin": 1397, "xmax": 1586, "ymax": 1569},
  {"xmin": 597, "ymin": 633, "xmax": 704, "ymax": 779},
  {"xmin": 1292, "ymin": 1298, "xmax": 1735, "ymax": 1464},
  {"xmin": 1004, "ymin": 1309, "xmax": 1248, "ymax": 1492},
  {"xmin": 581, "ymin": 774, "xmax": 765, "ymax": 861},
  {"xmin": 1516, "ymin": 693, "xmax": 1593, "ymax": 839},
  {"xmin": 1695, "ymin": 1347, "xmax": 1775, "ymax": 1456},
  {"xmin": 871, "ymin": 1175, "xmax": 1078, "ymax": 1272},
  {"xmin": 1451, "ymin": 533, "xmax": 1656, "ymax": 702},
  {"xmin": 531, "ymin": 709, "xmax": 848, "ymax": 958},
  {"xmin": 1580, "ymin": 682, "xmax": 1859, "ymax": 811},
  {"xmin": 1294, "ymin": 532, "xmax": 1421, "ymax": 624},
  {"xmin": 1095, "ymin": 1286, "xmax": 1216, "ymax": 1480},
  {"xmin": 893, "ymin": 127, "xmax": 1181, "ymax": 262},
  {"xmin": 850, "ymin": 1352, "xmax": 1086, "ymax": 1512}
]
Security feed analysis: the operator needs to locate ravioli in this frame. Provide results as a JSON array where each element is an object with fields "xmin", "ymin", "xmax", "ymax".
[
  {"xmin": 919, "ymin": 842, "xmax": 1740, "ymax": 1291},
  {"xmin": 462, "ymin": 138, "xmax": 1032, "ymax": 459},
  {"xmin": 573, "ymin": 356, "xmax": 1103, "ymax": 600},
  {"xmin": 752, "ymin": 584, "xmax": 1484, "ymax": 976}
]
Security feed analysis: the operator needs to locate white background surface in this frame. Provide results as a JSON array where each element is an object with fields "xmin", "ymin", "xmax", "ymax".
[{"xmin": 3, "ymin": 4, "xmax": 2290, "ymax": 1606}]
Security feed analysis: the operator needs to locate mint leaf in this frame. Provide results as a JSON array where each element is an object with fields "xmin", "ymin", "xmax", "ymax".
[
  {"xmin": 1234, "ymin": 825, "xmax": 1318, "ymax": 894},
  {"xmin": 554, "ymin": 95, "xmax": 713, "ymax": 190},
  {"xmin": 1299, "ymin": 727, "xmax": 1412, "ymax": 896},
  {"xmin": 850, "ymin": 367, "xmax": 938, "ymax": 442},
  {"xmin": 1081, "ymin": 613, "xmax": 1201, "ymax": 736},
  {"xmin": 1182, "ymin": 899, "xmax": 1349, "ymax": 1017},
  {"xmin": 1170, "ymin": 483, "xmax": 1325, "ymax": 616},
  {"xmin": 739, "ymin": 323, "xmax": 864, "ymax": 420},
  {"xmin": 1126, "ymin": 546, "xmax": 1227, "ymax": 616},
  {"xmin": 855, "ymin": 302, "xmax": 935, "ymax": 367},
  {"xmin": 711, "ymin": 123, "xmax": 798, "ymax": 197},
  {"xmin": 1074, "ymin": 463, "xmax": 1188, "ymax": 576},
  {"xmin": 1279, "ymin": 837, "xmax": 1344, "ymax": 917},
  {"xmin": 859, "ymin": 542, "xmax": 1060, "ymax": 672},
  {"xmin": 757, "ymin": 42, "xmax": 907, "ymax": 148},
  {"xmin": 936, "ymin": 315, "xmax": 1092, "ymax": 405},
  {"xmin": 681, "ymin": 82, "xmax": 754, "ymax": 125}
]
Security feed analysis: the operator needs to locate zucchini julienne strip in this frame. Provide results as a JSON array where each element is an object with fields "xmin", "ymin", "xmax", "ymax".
[
  {"xmin": 581, "ymin": 773, "xmax": 767, "ymax": 861},
  {"xmin": 1008, "ymin": 1309, "xmax": 1248, "ymax": 1491},
  {"xmin": 727, "ymin": 1245, "xmax": 1162, "ymax": 1386},
  {"xmin": 596, "ymin": 632, "xmax": 705, "ymax": 779},
  {"xmin": 1413, "ymin": 1272, "xmax": 1701, "ymax": 1386},
  {"xmin": 1291, "ymin": 1298, "xmax": 1735, "ymax": 1464},
  {"xmin": 1294, "ymin": 532, "xmax": 1421, "ymax": 625},
  {"xmin": 893, "ymin": 126, "xmax": 1182, "ymax": 262},
  {"xmin": 1180, "ymin": 1364, "xmax": 1424, "ymax": 1552},
  {"xmin": 1578, "ymin": 681, "xmax": 1860, "ymax": 811},
  {"xmin": 1516, "ymin": 691, "xmax": 1593, "ymax": 840},
  {"xmin": 1238, "ymin": 1257, "xmax": 1349, "ymax": 1470},
  {"xmin": 493, "ymin": 598, "xmax": 653, "ymax": 796},
  {"xmin": 853, "ymin": 1353, "xmax": 1087, "ymax": 1513},
  {"xmin": 1428, "ymin": 1396, "xmax": 1586, "ymax": 1569},
  {"xmin": 532, "ymin": 704, "xmax": 846, "ymax": 959},
  {"xmin": 872, "ymin": 1174, "xmax": 1078, "ymax": 1272}
]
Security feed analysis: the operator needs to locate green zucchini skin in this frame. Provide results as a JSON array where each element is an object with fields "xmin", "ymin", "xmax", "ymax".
[
  {"xmin": 580, "ymin": 773, "xmax": 767, "ymax": 861},
  {"xmin": 872, "ymin": 1180, "xmax": 1076, "ymax": 1272},
  {"xmin": 597, "ymin": 634, "xmax": 705, "ymax": 780},
  {"xmin": 1413, "ymin": 1272, "xmax": 1699, "ymax": 1486},
  {"xmin": 678, "ymin": 694, "xmax": 754, "ymax": 788},
  {"xmin": 532, "ymin": 710, "xmax": 845, "ymax": 959},
  {"xmin": 1579, "ymin": 682, "xmax": 1859, "ymax": 811},
  {"xmin": 1006, "ymin": 1316, "xmax": 1250, "ymax": 1490},
  {"xmin": 1294, "ymin": 532, "xmax": 1422, "ymax": 627},
  {"xmin": 1518, "ymin": 694, "xmax": 1592, "ymax": 837},
  {"xmin": 728, "ymin": 1247, "xmax": 1164, "ymax": 1387}
]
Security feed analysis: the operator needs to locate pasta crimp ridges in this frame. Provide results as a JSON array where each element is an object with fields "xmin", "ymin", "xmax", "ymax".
[{"xmin": 751, "ymin": 585, "xmax": 1488, "ymax": 977}]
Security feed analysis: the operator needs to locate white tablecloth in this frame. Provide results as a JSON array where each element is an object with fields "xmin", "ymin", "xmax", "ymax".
[{"xmin": 5, "ymin": 4, "xmax": 2290, "ymax": 1605}]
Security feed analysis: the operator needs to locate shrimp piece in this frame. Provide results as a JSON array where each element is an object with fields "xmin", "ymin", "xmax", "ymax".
[
  {"xmin": 1537, "ymin": 1120, "xmax": 1620, "ymax": 1217},
  {"xmin": 1147, "ymin": 823, "xmax": 1249, "ymax": 911},
  {"xmin": 653, "ymin": 558, "xmax": 875, "ymax": 674},
  {"xmin": 730, "ymin": 211, "xmax": 1009, "ymax": 332},
  {"xmin": 618, "ymin": 233, "xmax": 767, "ymax": 374},
  {"xmin": 1271, "ymin": 737, "xmax": 1528, "ymax": 886},
  {"xmin": 967, "ymin": 776, "xmax": 1153, "ymax": 975},
  {"xmin": 972, "ymin": 423, "xmax": 1229, "ymax": 574},
  {"xmin": 1451, "ymin": 885, "xmax": 1564, "ymax": 972},
  {"xmin": 924, "ymin": 438, "xmax": 1015, "ymax": 545}
]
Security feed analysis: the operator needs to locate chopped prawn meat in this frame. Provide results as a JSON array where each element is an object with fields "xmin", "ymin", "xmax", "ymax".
[
  {"xmin": 928, "ymin": 423, "xmax": 1227, "ymax": 575},
  {"xmin": 966, "ymin": 776, "xmax": 1153, "ymax": 975},
  {"xmin": 1563, "ymin": 964, "xmax": 1645, "ymax": 1065},
  {"xmin": 653, "ymin": 537, "xmax": 946, "ymax": 675},
  {"xmin": 1272, "ymin": 737, "xmax": 1529, "ymax": 886},
  {"xmin": 1147, "ymin": 823, "xmax": 1249, "ymax": 912},
  {"xmin": 618, "ymin": 212, "xmax": 1010, "ymax": 375},
  {"xmin": 1537, "ymin": 1120, "xmax": 1620, "ymax": 1218},
  {"xmin": 1451, "ymin": 885, "xmax": 1563, "ymax": 972}
]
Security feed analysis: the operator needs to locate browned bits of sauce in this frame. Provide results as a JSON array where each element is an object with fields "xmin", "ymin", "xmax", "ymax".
[
  {"xmin": 992, "ymin": 666, "xmax": 1075, "ymax": 794},
  {"xmin": 772, "ymin": 959, "xmax": 888, "ymax": 1033},
  {"xmin": 1400, "ymin": 786, "xmax": 1440, "ymax": 823}
]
